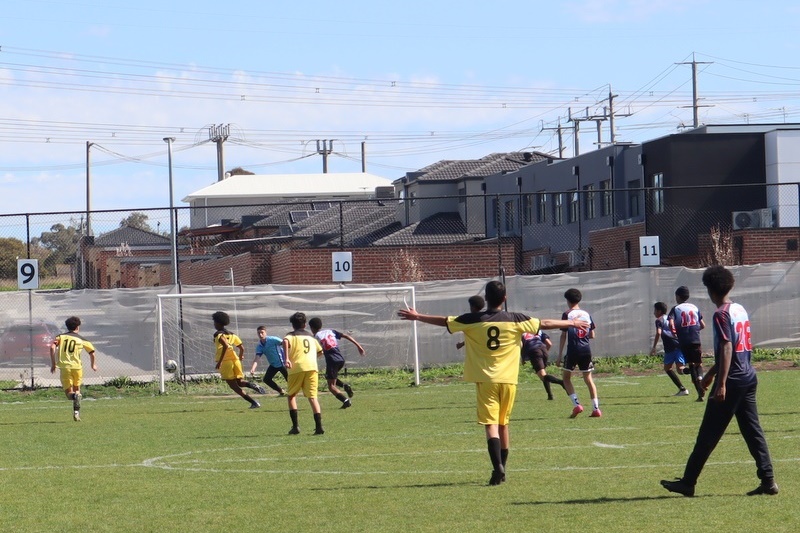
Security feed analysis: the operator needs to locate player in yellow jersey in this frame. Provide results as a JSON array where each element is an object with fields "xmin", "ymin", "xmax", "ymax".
[
  {"xmin": 399, "ymin": 281, "xmax": 589, "ymax": 485},
  {"xmin": 49, "ymin": 316, "xmax": 97, "ymax": 422},
  {"xmin": 282, "ymin": 312, "xmax": 325, "ymax": 435},
  {"xmin": 212, "ymin": 311, "xmax": 266, "ymax": 409}
]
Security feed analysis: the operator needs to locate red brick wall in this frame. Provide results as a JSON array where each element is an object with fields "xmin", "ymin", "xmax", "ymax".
[
  {"xmin": 588, "ymin": 223, "xmax": 646, "ymax": 270},
  {"xmin": 179, "ymin": 253, "xmax": 259, "ymax": 286},
  {"xmin": 698, "ymin": 228, "xmax": 800, "ymax": 265},
  {"xmin": 271, "ymin": 242, "xmax": 517, "ymax": 285}
]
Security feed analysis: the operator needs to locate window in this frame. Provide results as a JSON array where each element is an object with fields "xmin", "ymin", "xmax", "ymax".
[
  {"xmin": 537, "ymin": 192, "xmax": 547, "ymax": 224},
  {"xmin": 600, "ymin": 179, "xmax": 612, "ymax": 216},
  {"xmin": 652, "ymin": 172, "xmax": 665, "ymax": 214},
  {"xmin": 583, "ymin": 184, "xmax": 596, "ymax": 220},
  {"xmin": 628, "ymin": 179, "xmax": 641, "ymax": 217},
  {"xmin": 410, "ymin": 191, "xmax": 416, "ymax": 206},
  {"xmin": 523, "ymin": 194, "xmax": 534, "ymax": 225},
  {"xmin": 491, "ymin": 197, "xmax": 499, "ymax": 228},
  {"xmin": 553, "ymin": 193, "xmax": 564, "ymax": 226},
  {"xmin": 458, "ymin": 187, "xmax": 466, "ymax": 204},
  {"xmin": 568, "ymin": 189, "xmax": 579, "ymax": 223},
  {"xmin": 504, "ymin": 200, "xmax": 514, "ymax": 232}
]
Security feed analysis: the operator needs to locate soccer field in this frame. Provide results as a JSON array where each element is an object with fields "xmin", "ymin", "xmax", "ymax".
[{"xmin": 1, "ymin": 371, "xmax": 798, "ymax": 533}]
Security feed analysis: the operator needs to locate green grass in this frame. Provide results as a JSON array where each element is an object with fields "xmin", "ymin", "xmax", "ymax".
[{"xmin": 1, "ymin": 369, "xmax": 798, "ymax": 533}]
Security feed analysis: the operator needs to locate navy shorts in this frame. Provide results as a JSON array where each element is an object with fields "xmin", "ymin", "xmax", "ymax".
[
  {"xmin": 563, "ymin": 352, "xmax": 594, "ymax": 373},
  {"xmin": 681, "ymin": 343, "xmax": 702, "ymax": 366},
  {"xmin": 527, "ymin": 349, "xmax": 549, "ymax": 372},
  {"xmin": 325, "ymin": 359, "xmax": 345, "ymax": 380}
]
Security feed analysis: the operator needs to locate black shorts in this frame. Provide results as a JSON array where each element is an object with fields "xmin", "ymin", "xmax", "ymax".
[
  {"xmin": 563, "ymin": 353, "xmax": 594, "ymax": 372},
  {"xmin": 325, "ymin": 359, "xmax": 345, "ymax": 380},
  {"xmin": 681, "ymin": 343, "xmax": 703, "ymax": 365},
  {"xmin": 527, "ymin": 349, "xmax": 549, "ymax": 372}
]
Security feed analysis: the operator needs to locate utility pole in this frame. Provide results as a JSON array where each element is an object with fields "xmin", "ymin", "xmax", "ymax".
[
  {"xmin": 85, "ymin": 141, "xmax": 93, "ymax": 237},
  {"xmin": 361, "ymin": 141, "xmax": 367, "ymax": 173},
  {"xmin": 677, "ymin": 55, "xmax": 713, "ymax": 128},
  {"xmin": 316, "ymin": 139, "xmax": 334, "ymax": 173},
  {"xmin": 209, "ymin": 124, "xmax": 230, "ymax": 181},
  {"xmin": 540, "ymin": 119, "xmax": 565, "ymax": 158}
]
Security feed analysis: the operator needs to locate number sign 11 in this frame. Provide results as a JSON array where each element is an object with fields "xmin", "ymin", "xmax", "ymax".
[
  {"xmin": 18, "ymin": 259, "xmax": 39, "ymax": 290},
  {"xmin": 332, "ymin": 252, "xmax": 353, "ymax": 282},
  {"xmin": 639, "ymin": 236, "xmax": 661, "ymax": 267}
]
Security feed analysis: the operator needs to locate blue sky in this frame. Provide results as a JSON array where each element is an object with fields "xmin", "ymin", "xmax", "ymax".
[{"xmin": 2, "ymin": 0, "xmax": 800, "ymax": 221}]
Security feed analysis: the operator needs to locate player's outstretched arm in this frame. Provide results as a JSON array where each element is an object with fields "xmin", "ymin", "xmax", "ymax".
[
  {"xmin": 539, "ymin": 318, "xmax": 589, "ymax": 331},
  {"xmin": 342, "ymin": 333, "xmax": 366, "ymax": 356},
  {"xmin": 89, "ymin": 350, "xmax": 97, "ymax": 372},
  {"xmin": 397, "ymin": 308, "xmax": 447, "ymax": 327}
]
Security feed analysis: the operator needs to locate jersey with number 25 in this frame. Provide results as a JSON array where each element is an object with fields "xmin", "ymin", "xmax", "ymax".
[
  {"xmin": 712, "ymin": 302, "xmax": 756, "ymax": 388},
  {"xmin": 447, "ymin": 310, "xmax": 540, "ymax": 384}
]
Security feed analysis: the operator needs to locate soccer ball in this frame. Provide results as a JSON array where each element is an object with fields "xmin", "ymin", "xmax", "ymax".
[{"xmin": 164, "ymin": 359, "xmax": 178, "ymax": 373}]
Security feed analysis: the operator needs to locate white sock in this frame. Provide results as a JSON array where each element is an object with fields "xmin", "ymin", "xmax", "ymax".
[
  {"xmin": 570, "ymin": 393, "xmax": 580, "ymax": 406},
  {"xmin": 592, "ymin": 398, "xmax": 599, "ymax": 410}
]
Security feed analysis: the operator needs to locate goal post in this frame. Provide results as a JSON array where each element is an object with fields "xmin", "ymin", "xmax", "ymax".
[{"xmin": 155, "ymin": 285, "xmax": 419, "ymax": 393}]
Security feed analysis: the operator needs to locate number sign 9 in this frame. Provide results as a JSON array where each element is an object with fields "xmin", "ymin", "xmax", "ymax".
[{"xmin": 17, "ymin": 259, "xmax": 39, "ymax": 290}]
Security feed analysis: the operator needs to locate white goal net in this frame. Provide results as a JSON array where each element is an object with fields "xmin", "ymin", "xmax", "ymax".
[{"xmin": 155, "ymin": 286, "xmax": 419, "ymax": 393}]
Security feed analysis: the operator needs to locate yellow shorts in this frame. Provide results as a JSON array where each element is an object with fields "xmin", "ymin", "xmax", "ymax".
[
  {"xmin": 60, "ymin": 368, "xmax": 82, "ymax": 391},
  {"xmin": 287, "ymin": 370, "xmax": 318, "ymax": 398},
  {"xmin": 219, "ymin": 359, "xmax": 244, "ymax": 381},
  {"xmin": 475, "ymin": 382, "xmax": 517, "ymax": 426}
]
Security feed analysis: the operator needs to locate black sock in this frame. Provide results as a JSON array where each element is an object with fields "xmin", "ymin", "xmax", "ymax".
[
  {"xmin": 666, "ymin": 369, "xmax": 685, "ymax": 390},
  {"xmin": 501, "ymin": 448, "xmax": 509, "ymax": 468},
  {"xmin": 313, "ymin": 412, "xmax": 323, "ymax": 431},
  {"xmin": 243, "ymin": 393, "xmax": 256, "ymax": 405},
  {"xmin": 688, "ymin": 367, "xmax": 702, "ymax": 395},
  {"xmin": 542, "ymin": 380, "xmax": 553, "ymax": 397},
  {"xmin": 544, "ymin": 374, "xmax": 564, "ymax": 386},
  {"xmin": 335, "ymin": 379, "xmax": 345, "ymax": 387},
  {"xmin": 289, "ymin": 409, "xmax": 299, "ymax": 428},
  {"xmin": 487, "ymin": 438, "xmax": 503, "ymax": 473},
  {"xmin": 334, "ymin": 392, "xmax": 347, "ymax": 403}
]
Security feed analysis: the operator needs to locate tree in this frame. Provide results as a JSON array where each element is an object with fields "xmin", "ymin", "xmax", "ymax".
[
  {"xmin": 228, "ymin": 167, "xmax": 255, "ymax": 176},
  {"xmin": 33, "ymin": 221, "xmax": 81, "ymax": 276},
  {"xmin": 120, "ymin": 212, "xmax": 153, "ymax": 232},
  {"xmin": 0, "ymin": 237, "xmax": 26, "ymax": 279}
]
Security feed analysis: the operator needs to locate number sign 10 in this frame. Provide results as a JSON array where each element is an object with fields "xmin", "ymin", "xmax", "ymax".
[
  {"xmin": 331, "ymin": 252, "xmax": 353, "ymax": 282},
  {"xmin": 17, "ymin": 259, "xmax": 39, "ymax": 290}
]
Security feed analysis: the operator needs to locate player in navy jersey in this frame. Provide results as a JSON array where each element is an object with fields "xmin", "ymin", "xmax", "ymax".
[
  {"xmin": 521, "ymin": 331, "xmax": 564, "ymax": 400},
  {"xmin": 650, "ymin": 302, "xmax": 689, "ymax": 396},
  {"xmin": 668, "ymin": 286, "xmax": 706, "ymax": 401},
  {"xmin": 308, "ymin": 317, "xmax": 365, "ymax": 409},
  {"xmin": 661, "ymin": 266, "xmax": 777, "ymax": 497},
  {"xmin": 556, "ymin": 288, "xmax": 600, "ymax": 418}
]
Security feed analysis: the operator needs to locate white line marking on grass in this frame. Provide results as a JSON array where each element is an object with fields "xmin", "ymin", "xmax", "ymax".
[{"xmin": 592, "ymin": 442, "xmax": 626, "ymax": 448}]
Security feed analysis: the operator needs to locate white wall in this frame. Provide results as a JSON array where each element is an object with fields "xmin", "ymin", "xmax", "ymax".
[{"xmin": 765, "ymin": 130, "xmax": 800, "ymax": 227}]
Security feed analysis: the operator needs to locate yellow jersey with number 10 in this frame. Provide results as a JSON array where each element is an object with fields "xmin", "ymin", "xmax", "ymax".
[{"xmin": 53, "ymin": 332, "xmax": 96, "ymax": 370}]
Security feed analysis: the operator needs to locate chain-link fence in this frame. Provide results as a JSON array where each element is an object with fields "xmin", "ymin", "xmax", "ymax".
[{"xmin": 0, "ymin": 182, "xmax": 798, "ymax": 387}]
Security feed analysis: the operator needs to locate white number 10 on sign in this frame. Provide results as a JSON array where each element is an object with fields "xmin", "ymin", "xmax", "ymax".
[{"xmin": 332, "ymin": 252, "xmax": 353, "ymax": 282}]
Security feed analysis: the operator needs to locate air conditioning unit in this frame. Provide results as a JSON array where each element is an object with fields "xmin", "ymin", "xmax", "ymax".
[
  {"xmin": 374, "ymin": 186, "xmax": 395, "ymax": 199},
  {"xmin": 732, "ymin": 208, "xmax": 774, "ymax": 230},
  {"xmin": 564, "ymin": 250, "xmax": 586, "ymax": 267},
  {"xmin": 530, "ymin": 255, "xmax": 553, "ymax": 271},
  {"xmin": 617, "ymin": 218, "xmax": 634, "ymax": 226}
]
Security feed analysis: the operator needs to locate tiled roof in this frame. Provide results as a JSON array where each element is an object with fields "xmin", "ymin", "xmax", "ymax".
[
  {"xmin": 401, "ymin": 152, "xmax": 548, "ymax": 183},
  {"xmin": 292, "ymin": 204, "xmax": 399, "ymax": 246},
  {"xmin": 373, "ymin": 212, "xmax": 483, "ymax": 246},
  {"xmin": 93, "ymin": 226, "xmax": 171, "ymax": 247}
]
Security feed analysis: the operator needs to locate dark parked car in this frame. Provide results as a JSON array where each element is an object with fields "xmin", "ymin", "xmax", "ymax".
[{"xmin": 0, "ymin": 322, "xmax": 62, "ymax": 365}]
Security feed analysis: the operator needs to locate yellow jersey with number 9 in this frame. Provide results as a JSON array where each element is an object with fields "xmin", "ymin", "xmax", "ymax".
[
  {"xmin": 283, "ymin": 330, "xmax": 322, "ymax": 374},
  {"xmin": 447, "ymin": 310, "xmax": 540, "ymax": 384}
]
